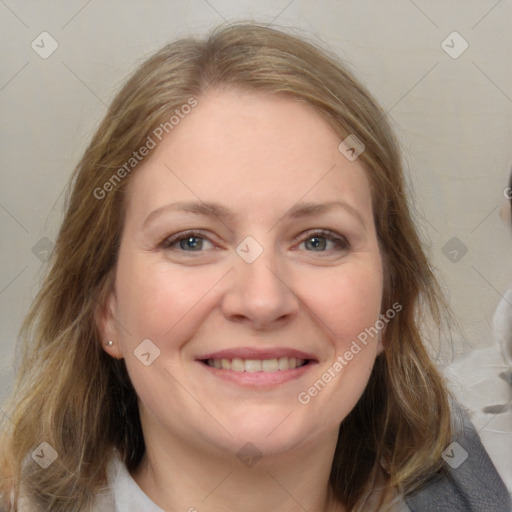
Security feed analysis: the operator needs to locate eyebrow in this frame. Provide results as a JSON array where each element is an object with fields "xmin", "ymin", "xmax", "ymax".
[{"xmin": 142, "ymin": 200, "xmax": 366, "ymax": 230}]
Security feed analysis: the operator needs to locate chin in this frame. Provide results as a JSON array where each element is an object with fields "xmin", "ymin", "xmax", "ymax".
[{"xmin": 212, "ymin": 412, "xmax": 322, "ymax": 458}]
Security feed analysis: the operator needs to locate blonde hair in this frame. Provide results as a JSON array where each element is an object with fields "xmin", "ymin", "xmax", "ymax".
[{"xmin": 0, "ymin": 22, "xmax": 452, "ymax": 511}]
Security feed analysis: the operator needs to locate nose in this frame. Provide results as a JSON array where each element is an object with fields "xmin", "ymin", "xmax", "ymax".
[{"xmin": 220, "ymin": 246, "xmax": 299, "ymax": 331}]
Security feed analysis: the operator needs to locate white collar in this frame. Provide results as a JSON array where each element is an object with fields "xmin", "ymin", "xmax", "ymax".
[{"xmin": 98, "ymin": 451, "xmax": 165, "ymax": 512}]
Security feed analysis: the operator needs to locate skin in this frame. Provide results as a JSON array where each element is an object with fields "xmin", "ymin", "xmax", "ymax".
[{"xmin": 99, "ymin": 88, "xmax": 385, "ymax": 512}]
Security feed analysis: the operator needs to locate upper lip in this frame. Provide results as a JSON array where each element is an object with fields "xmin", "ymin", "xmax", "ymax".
[{"xmin": 196, "ymin": 347, "xmax": 317, "ymax": 361}]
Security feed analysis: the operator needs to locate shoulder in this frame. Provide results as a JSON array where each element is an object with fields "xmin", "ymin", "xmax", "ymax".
[{"xmin": 405, "ymin": 402, "xmax": 512, "ymax": 512}]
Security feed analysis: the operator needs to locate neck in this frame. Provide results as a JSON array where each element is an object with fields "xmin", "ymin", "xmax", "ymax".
[{"xmin": 131, "ymin": 419, "xmax": 345, "ymax": 512}]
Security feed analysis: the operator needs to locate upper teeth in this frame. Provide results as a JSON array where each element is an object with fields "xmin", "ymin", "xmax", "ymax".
[{"xmin": 206, "ymin": 357, "xmax": 306, "ymax": 372}]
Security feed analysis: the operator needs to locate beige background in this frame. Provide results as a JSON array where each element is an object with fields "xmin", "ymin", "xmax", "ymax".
[{"xmin": 1, "ymin": 1, "xmax": 511, "ymax": 400}]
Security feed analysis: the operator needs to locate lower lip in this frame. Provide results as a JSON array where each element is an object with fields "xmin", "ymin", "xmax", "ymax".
[{"xmin": 197, "ymin": 361, "xmax": 316, "ymax": 388}]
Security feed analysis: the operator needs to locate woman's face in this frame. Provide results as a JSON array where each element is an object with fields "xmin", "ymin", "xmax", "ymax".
[{"xmin": 102, "ymin": 88, "xmax": 384, "ymax": 457}]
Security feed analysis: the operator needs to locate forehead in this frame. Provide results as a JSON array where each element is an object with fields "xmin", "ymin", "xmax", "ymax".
[{"xmin": 124, "ymin": 88, "xmax": 374, "ymax": 225}]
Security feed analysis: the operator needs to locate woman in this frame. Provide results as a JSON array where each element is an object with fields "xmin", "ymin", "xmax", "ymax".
[{"xmin": 0, "ymin": 22, "xmax": 509, "ymax": 511}]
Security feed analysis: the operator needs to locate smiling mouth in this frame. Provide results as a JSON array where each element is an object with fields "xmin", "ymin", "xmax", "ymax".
[{"xmin": 202, "ymin": 357, "xmax": 311, "ymax": 373}]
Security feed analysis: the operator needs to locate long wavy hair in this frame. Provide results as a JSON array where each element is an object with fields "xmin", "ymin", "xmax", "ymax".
[{"xmin": 0, "ymin": 22, "xmax": 453, "ymax": 511}]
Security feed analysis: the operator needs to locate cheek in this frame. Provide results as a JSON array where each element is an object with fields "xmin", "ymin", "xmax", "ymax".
[
  {"xmin": 114, "ymin": 254, "xmax": 224, "ymax": 346},
  {"xmin": 294, "ymin": 262, "xmax": 384, "ymax": 429},
  {"xmin": 298, "ymin": 260, "xmax": 383, "ymax": 344}
]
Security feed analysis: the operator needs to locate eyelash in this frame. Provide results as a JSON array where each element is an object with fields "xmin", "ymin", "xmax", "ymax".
[{"xmin": 160, "ymin": 229, "xmax": 350, "ymax": 254}]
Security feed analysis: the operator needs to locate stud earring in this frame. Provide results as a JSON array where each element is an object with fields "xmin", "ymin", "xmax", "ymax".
[{"xmin": 106, "ymin": 340, "xmax": 114, "ymax": 347}]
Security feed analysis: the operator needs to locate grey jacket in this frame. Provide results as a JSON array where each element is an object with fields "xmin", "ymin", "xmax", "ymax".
[{"xmin": 406, "ymin": 406, "xmax": 511, "ymax": 512}]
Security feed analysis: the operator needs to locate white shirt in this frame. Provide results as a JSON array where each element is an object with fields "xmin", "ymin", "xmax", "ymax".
[
  {"xmin": 92, "ymin": 451, "xmax": 410, "ymax": 512},
  {"xmin": 92, "ymin": 451, "xmax": 164, "ymax": 512}
]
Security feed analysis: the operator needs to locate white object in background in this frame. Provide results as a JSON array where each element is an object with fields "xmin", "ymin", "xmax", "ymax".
[{"xmin": 492, "ymin": 285, "xmax": 512, "ymax": 368}]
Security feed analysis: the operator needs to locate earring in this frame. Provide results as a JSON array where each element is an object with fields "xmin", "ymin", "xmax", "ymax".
[{"xmin": 106, "ymin": 340, "xmax": 114, "ymax": 347}]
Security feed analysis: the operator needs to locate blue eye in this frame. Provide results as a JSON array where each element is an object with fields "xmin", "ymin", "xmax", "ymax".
[
  {"xmin": 162, "ymin": 232, "xmax": 214, "ymax": 251},
  {"xmin": 298, "ymin": 231, "xmax": 349, "ymax": 252},
  {"xmin": 178, "ymin": 236, "xmax": 204, "ymax": 251}
]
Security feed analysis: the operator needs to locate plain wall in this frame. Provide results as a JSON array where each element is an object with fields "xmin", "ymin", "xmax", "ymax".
[{"xmin": 1, "ymin": 0, "xmax": 511, "ymax": 400}]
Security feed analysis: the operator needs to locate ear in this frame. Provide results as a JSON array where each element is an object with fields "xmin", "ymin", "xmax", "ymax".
[{"xmin": 95, "ymin": 283, "xmax": 124, "ymax": 360}]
